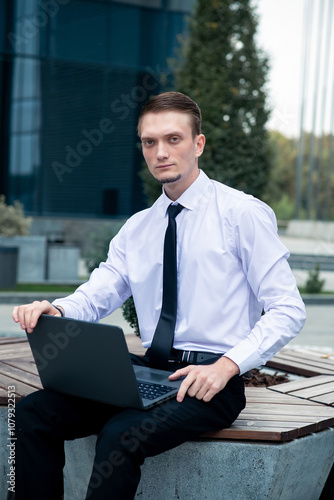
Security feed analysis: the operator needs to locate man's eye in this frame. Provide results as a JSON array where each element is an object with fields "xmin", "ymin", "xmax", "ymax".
[
  {"xmin": 170, "ymin": 137, "xmax": 179, "ymax": 143},
  {"xmin": 143, "ymin": 140, "xmax": 154, "ymax": 147}
]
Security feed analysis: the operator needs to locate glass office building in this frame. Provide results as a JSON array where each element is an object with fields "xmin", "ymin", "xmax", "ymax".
[{"xmin": 0, "ymin": 0, "xmax": 194, "ymax": 217}]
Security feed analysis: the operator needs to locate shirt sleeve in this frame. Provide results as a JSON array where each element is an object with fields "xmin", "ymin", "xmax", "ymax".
[
  {"xmin": 53, "ymin": 222, "xmax": 131, "ymax": 322},
  {"xmin": 223, "ymin": 199, "xmax": 306, "ymax": 375}
]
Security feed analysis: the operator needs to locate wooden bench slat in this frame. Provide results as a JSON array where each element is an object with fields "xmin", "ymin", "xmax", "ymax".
[
  {"xmin": 267, "ymin": 375, "xmax": 334, "ymax": 394},
  {"xmin": 267, "ymin": 348, "xmax": 334, "ymax": 376},
  {"xmin": 237, "ymin": 412, "xmax": 328, "ymax": 424},
  {"xmin": 247, "ymin": 387, "xmax": 324, "ymax": 401},
  {"xmin": 3, "ymin": 359, "xmax": 39, "ymax": 376},
  {"xmin": 203, "ymin": 426, "xmax": 298, "ymax": 441},
  {"xmin": 240, "ymin": 404, "xmax": 334, "ymax": 417},
  {"xmin": 247, "ymin": 392, "xmax": 322, "ymax": 406},
  {"xmin": 268, "ymin": 375, "xmax": 334, "ymax": 407},
  {"xmin": 226, "ymin": 419, "xmax": 314, "ymax": 430},
  {"xmin": 271, "ymin": 356, "xmax": 334, "ymax": 374},
  {"xmin": 0, "ymin": 372, "xmax": 42, "ymax": 399},
  {"xmin": 291, "ymin": 382, "xmax": 334, "ymax": 400},
  {"xmin": 0, "ymin": 361, "xmax": 41, "ymax": 387},
  {"xmin": 312, "ymin": 393, "xmax": 334, "ymax": 405},
  {"xmin": 0, "ymin": 387, "xmax": 9, "ymax": 401},
  {"xmin": 0, "ymin": 346, "xmax": 32, "ymax": 361},
  {"xmin": 217, "ymin": 420, "xmax": 317, "ymax": 439},
  {"xmin": 276, "ymin": 349, "xmax": 334, "ymax": 367},
  {"xmin": 266, "ymin": 358, "xmax": 334, "ymax": 376},
  {"xmin": 0, "ymin": 337, "xmax": 27, "ymax": 345}
]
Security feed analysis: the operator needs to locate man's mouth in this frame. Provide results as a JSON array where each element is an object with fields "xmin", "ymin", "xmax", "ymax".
[{"xmin": 156, "ymin": 164, "xmax": 174, "ymax": 169}]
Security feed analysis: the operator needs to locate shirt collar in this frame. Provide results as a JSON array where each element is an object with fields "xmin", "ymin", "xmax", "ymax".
[{"xmin": 161, "ymin": 170, "xmax": 211, "ymax": 215}]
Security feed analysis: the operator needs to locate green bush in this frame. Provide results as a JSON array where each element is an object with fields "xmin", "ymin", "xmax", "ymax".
[
  {"xmin": 0, "ymin": 195, "xmax": 31, "ymax": 236},
  {"xmin": 270, "ymin": 194, "xmax": 295, "ymax": 221},
  {"xmin": 122, "ymin": 296, "xmax": 140, "ymax": 337},
  {"xmin": 305, "ymin": 264, "xmax": 325, "ymax": 294}
]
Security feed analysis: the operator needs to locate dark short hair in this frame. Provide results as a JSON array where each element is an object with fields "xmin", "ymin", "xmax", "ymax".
[{"xmin": 137, "ymin": 92, "xmax": 202, "ymax": 138}]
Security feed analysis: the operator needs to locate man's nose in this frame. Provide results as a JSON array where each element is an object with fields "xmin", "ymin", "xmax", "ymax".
[{"xmin": 156, "ymin": 142, "xmax": 169, "ymax": 160}]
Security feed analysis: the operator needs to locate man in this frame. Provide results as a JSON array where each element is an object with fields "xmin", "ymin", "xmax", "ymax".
[{"xmin": 12, "ymin": 92, "xmax": 306, "ymax": 500}]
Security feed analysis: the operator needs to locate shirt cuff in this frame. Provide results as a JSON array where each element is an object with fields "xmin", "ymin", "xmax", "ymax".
[{"xmin": 224, "ymin": 338, "xmax": 262, "ymax": 375}]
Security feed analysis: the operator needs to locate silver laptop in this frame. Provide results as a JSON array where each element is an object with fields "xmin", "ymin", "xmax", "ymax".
[{"xmin": 26, "ymin": 314, "xmax": 182, "ymax": 410}]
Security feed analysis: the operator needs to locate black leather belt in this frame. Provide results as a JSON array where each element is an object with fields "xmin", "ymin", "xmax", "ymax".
[{"xmin": 168, "ymin": 349, "xmax": 223, "ymax": 364}]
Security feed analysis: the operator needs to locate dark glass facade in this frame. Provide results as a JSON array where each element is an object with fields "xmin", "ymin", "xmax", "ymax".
[{"xmin": 0, "ymin": 0, "xmax": 193, "ymax": 217}]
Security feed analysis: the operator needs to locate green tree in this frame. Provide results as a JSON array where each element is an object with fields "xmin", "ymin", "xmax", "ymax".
[
  {"xmin": 141, "ymin": 0, "xmax": 271, "ymax": 204},
  {"xmin": 263, "ymin": 131, "xmax": 334, "ymax": 221},
  {"xmin": 262, "ymin": 131, "xmax": 298, "ymax": 220}
]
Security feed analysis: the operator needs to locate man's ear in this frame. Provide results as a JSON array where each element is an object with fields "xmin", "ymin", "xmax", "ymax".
[{"xmin": 195, "ymin": 134, "xmax": 206, "ymax": 158}]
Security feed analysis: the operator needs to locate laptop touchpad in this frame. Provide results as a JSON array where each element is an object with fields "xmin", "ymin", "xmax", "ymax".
[{"xmin": 136, "ymin": 371, "xmax": 168, "ymax": 383}]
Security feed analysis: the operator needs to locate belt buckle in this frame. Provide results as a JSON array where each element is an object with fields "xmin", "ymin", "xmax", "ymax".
[{"xmin": 181, "ymin": 350, "xmax": 191, "ymax": 363}]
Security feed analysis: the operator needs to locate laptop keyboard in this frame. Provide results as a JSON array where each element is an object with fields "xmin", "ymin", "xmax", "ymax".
[{"xmin": 138, "ymin": 381, "xmax": 175, "ymax": 400}]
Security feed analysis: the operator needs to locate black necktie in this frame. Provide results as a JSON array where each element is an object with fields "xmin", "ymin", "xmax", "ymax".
[{"xmin": 149, "ymin": 203, "xmax": 184, "ymax": 368}]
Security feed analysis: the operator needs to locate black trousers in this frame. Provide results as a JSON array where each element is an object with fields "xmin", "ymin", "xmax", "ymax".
[{"xmin": 13, "ymin": 354, "xmax": 245, "ymax": 500}]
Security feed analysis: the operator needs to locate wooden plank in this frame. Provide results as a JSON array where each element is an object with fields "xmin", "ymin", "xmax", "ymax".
[
  {"xmin": 268, "ymin": 376, "xmax": 334, "ymax": 406},
  {"xmin": 312, "ymin": 393, "xmax": 334, "ymax": 405},
  {"xmin": 278, "ymin": 349, "xmax": 334, "ymax": 367},
  {"xmin": 234, "ymin": 423, "xmax": 315, "ymax": 436},
  {"xmin": 291, "ymin": 382, "xmax": 334, "ymax": 400},
  {"xmin": 235, "ymin": 413, "xmax": 334, "ymax": 433},
  {"xmin": 3, "ymin": 359, "xmax": 39, "ymax": 376},
  {"xmin": 240, "ymin": 402, "xmax": 334, "ymax": 415},
  {"xmin": 212, "ymin": 419, "xmax": 317, "ymax": 439},
  {"xmin": 0, "ymin": 345, "xmax": 32, "ymax": 361},
  {"xmin": 0, "ymin": 372, "xmax": 42, "ymax": 399},
  {"xmin": 237, "ymin": 412, "xmax": 328, "ymax": 423},
  {"xmin": 247, "ymin": 390, "xmax": 323, "ymax": 405},
  {"xmin": 266, "ymin": 358, "xmax": 334, "ymax": 376},
  {"xmin": 203, "ymin": 426, "xmax": 298, "ymax": 441},
  {"xmin": 0, "ymin": 386, "xmax": 9, "ymax": 403},
  {"xmin": 229, "ymin": 419, "xmax": 310, "ymax": 429},
  {"xmin": 271, "ymin": 356, "xmax": 334, "ymax": 375},
  {"xmin": 0, "ymin": 336, "xmax": 27, "ymax": 345},
  {"xmin": 0, "ymin": 342, "xmax": 31, "ymax": 354},
  {"xmin": 0, "ymin": 361, "xmax": 41, "ymax": 387},
  {"xmin": 267, "ymin": 349, "xmax": 334, "ymax": 376},
  {"xmin": 267, "ymin": 375, "xmax": 334, "ymax": 394}
]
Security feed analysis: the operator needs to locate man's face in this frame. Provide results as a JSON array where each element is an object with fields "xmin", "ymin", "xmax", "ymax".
[{"xmin": 140, "ymin": 110, "xmax": 205, "ymax": 199}]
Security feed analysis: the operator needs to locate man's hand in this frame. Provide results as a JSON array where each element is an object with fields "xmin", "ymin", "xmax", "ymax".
[
  {"xmin": 169, "ymin": 356, "xmax": 240, "ymax": 403},
  {"xmin": 12, "ymin": 300, "xmax": 64, "ymax": 333}
]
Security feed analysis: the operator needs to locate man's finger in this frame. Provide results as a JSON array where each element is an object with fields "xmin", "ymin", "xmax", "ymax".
[
  {"xmin": 12, "ymin": 306, "xmax": 19, "ymax": 323},
  {"xmin": 175, "ymin": 371, "xmax": 197, "ymax": 403},
  {"xmin": 168, "ymin": 365, "xmax": 192, "ymax": 380}
]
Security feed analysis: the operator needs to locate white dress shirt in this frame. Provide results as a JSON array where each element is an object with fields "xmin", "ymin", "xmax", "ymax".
[{"xmin": 54, "ymin": 170, "xmax": 306, "ymax": 375}]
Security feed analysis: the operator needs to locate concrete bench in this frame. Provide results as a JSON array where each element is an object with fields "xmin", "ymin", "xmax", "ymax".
[
  {"xmin": 1, "ymin": 337, "xmax": 334, "ymax": 499},
  {"xmin": 62, "ymin": 429, "xmax": 334, "ymax": 500}
]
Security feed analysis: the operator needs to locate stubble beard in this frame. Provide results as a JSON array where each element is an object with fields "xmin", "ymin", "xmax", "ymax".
[{"xmin": 157, "ymin": 174, "xmax": 182, "ymax": 185}]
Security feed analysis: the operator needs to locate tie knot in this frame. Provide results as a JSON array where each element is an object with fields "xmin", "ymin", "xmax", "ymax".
[{"xmin": 167, "ymin": 204, "xmax": 183, "ymax": 219}]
